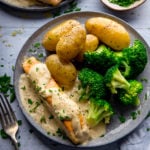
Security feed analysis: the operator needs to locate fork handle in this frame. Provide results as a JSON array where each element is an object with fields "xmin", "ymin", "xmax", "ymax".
[{"xmin": 13, "ymin": 141, "xmax": 19, "ymax": 150}]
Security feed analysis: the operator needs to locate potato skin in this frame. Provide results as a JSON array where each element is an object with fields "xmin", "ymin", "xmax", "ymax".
[
  {"xmin": 85, "ymin": 17, "xmax": 130, "ymax": 51},
  {"xmin": 84, "ymin": 34, "xmax": 99, "ymax": 52},
  {"xmin": 42, "ymin": 19, "xmax": 80, "ymax": 51},
  {"xmin": 77, "ymin": 34, "xmax": 99, "ymax": 62},
  {"xmin": 56, "ymin": 24, "xmax": 86, "ymax": 61},
  {"xmin": 46, "ymin": 54, "xmax": 77, "ymax": 89}
]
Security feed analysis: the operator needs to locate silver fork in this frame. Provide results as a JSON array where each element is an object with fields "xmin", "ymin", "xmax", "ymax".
[{"xmin": 0, "ymin": 93, "xmax": 19, "ymax": 150}]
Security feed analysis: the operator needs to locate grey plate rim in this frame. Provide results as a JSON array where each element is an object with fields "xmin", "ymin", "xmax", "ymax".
[{"xmin": 14, "ymin": 11, "xmax": 150, "ymax": 148}]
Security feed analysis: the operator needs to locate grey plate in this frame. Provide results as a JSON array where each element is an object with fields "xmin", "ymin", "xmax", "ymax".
[
  {"xmin": 14, "ymin": 11, "xmax": 150, "ymax": 149},
  {"xmin": 0, "ymin": 0, "xmax": 74, "ymax": 12}
]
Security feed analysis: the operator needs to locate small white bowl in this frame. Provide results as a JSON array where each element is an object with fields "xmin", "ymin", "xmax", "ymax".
[{"xmin": 100, "ymin": 0, "xmax": 146, "ymax": 11}]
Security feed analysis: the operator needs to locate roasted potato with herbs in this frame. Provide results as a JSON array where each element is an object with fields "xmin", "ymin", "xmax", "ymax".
[
  {"xmin": 56, "ymin": 24, "xmax": 86, "ymax": 61},
  {"xmin": 77, "ymin": 34, "xmax": 99, "ymax": 62},
  {"xmin": 42, "ymin": 19, "xmax": 80, "ymax": 51},
  {"xmin": 85, "ymin": 17, "xmax": 130, "ymax": 51},
  {"xmin": 46, "ymin": 54, "xmax": 77, "ymax": 89}
]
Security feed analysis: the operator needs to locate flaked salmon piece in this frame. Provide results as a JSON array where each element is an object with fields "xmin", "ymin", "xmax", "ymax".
[{"xmin": 22, "ymin": 57, "xmax": 90, "ymax": 144}]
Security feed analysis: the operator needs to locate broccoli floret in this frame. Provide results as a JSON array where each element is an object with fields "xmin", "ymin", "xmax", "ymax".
[
  {"xmin": 112, "ymin": 51, "xmax": 130, "ymax": 77},
  {"xmin": 122, "ymin": 40, "xmax": 148, "ymax": 79},
  {"xmin": 104, "ymin": 65, "xmax": 130, "ymax": 94},
  {"xmin": 87, "ymin": 99, "xmax": 114, "ymax": 127},
  {"xmin": 84, "ymin": 40, "xmax": 147, "ymax": 79},
  {"xmin": 118, "ymin": 80, "xmax": 143, "ymax": 106},
  {"xmin": 84, "ymin": 45, "xmax": 116, "ymax": 74},
  {"xmin": 78, "ymin": 68, "xmax": 107, "ymax": 100}
]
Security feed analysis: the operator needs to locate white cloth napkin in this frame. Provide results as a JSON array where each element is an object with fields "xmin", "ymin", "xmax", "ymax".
[{"xmin": 120, "ymin": 116, "xmax": 150, "ymax": 150}]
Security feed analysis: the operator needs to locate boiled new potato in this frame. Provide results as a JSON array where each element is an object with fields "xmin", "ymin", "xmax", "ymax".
[
  {"xmin": 85, "ymin": 17, "xmax": 130, "ymax": 51},
  {"xmin": 84, "ymin": 34, "xmax": 99, "ymax": 52},
  {"xmin": 56, "ymin": 24, "xmax": 86, "ymax": 61},
  {"xmin": 42, "ymin": 19, "xmax": 80, "ymax": 51},
  {"xmin": 46, "ymin": 54, "xmax": 77, "ymax": 89},
  {"xmin": 77, "ymin": 34, "xmax": 99, "ymax": 62}
]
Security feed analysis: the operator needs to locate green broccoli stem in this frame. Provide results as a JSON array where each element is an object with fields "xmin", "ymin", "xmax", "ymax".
[
  {"xmin": 119, "ymin": 61, "xmax": 131, "ymax": 78},
  {"xmin": 109, "ymin": 69, "xmax": 130, "ymax": 94},
  {"xmin": 87, "ymin": 106, "xmax": 105, "ymax": 127}
]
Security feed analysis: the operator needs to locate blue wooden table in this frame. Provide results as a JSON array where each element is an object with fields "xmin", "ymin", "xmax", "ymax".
[{"xmin": 0, "ymin": 0, "xmax": 150, "ymax": 149}]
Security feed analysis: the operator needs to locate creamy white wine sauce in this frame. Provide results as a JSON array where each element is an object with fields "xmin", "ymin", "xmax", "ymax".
[{"xmin": 19, "ymin": 73, "xmax": 106, "ymax": 143}]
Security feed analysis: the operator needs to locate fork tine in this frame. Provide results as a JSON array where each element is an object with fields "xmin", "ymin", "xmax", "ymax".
[
  {"xmin": 0, "ymin": 93, "xmax": 16, "ymax": 126},
  {"xmin": 2, "ymin": 93, "xmax": 17, "ymax": 122},
  {"xmin": 0, "ymin": 93, "xmax": 19, "ymax": 150},
  {"xmin": 0, "ymin": 97, "xmax": 7, "ymax": 127}
]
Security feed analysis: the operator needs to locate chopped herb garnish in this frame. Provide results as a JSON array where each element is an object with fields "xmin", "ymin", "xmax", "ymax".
[
  {"xmin": 147, "ymin": 128, "xmax": 150, "ymax": 131},
  {"xmin": 28, "ymin": 49, "xmax": 36, "ymax": 53},
  {"xmin": 10, "ymin": 90, "xmax": 15, "ymax": 103},
  {"xmin": 18, "ymin": 135, "xmax": 21, "ymax": 139},
  {"xmin": 47, "ymin": 132, "xmax": 51, "ymax": 135},
  {"xmin": 36, "ymin": 67, "xmax": 39, "ymax": 72},
  {"xmin": 74, "ymin": 7, "xmax": 81, "ymax": 11},
  {"xmin": 35, "ymin": 86, "xmax": 41, "ymax": 92},
  {"xmin": 145, "ymin": 93, "xmax": 148, "ymax": 100},
  {"xmin": 59, "ymin": 115, "xmax": 71, "ymax": 121},
  {"xmin": 70, "ymin": 94, "xmax": 74, "ymax": 98},
  {"xmin": 11, "ymin": 30, "xmax": 22, "ymax": 36},
  {"xmin": 33, "ymin": 42, "xmax": 41, "ymax": 48},
  {"xmin": 53, "ymin": 1, "xmax": 81, "ymax": 17},
  {"xmin": 29, "ymin": 129, "xmax": 34, "ymax": 134},
  {"xmin": 0, "ymin": 65, "xmax": 4, "ymax": 67},
  {"xmin": 0, "ymin": 129, "xmax": 8, "ymax": 139},
  {"xmin": 40, "ymin": 116, "xmax": 47, "ymax": 124},
  {"xmin": 28, "ymin": 98, "xmax": 33, "ymax": 105},
  {"xmin": 49, "ymin": 89, "xmax": 52, "ymax": 93},
  {"xmin": 38, "ymin": 53, "xmax": 44, "ymax": 58},
  {"xmin": 137, "ymin": 110, "xmax": 141, "ymax": 115},
  {"xmin": 29, "ymin": 101, "xmax": 41, "ymax": 113},
  {"xmin": 100, "ymin": 134, "xmax": 105, "ymax": 137},
  {"xmin": 12, "ymin": 65, "xmax": 15, "ymax": 71},
  {"xmin": 32, "ymin": 80, "xmax": 36, "ymax": 84},
  {"xmin": 64, "ymin": 1, "xmax": 81, "ymax": 13},
  {"xmin": 17, "ymin": 142, "xmax": 21, "ymax": 147},
  {"xmin": 53, "ymin": 9, "xmax": 61, "ymax": 17},
  {"xmin": 0, "ymin": 74, "xmax": 15, "ymax": 103},
  {"xmin": 56, "ymin": 128, "xmax": 67, "ymax": 139},
  {"xmin": 131, "ymin": 112, "xmax": 137, "ymax": 120},
  {"xmin": 119, "ymin": 116, "xmax": 126, "ymax": 123},
  {"xmin": 21, "ymin": 86, "xmax": 26, "ymax": 90},
  {"xmin": 146, "ymin": 112, "xmax": 150, "ymax": 118},
  {"xmin": 17, "ymin": 120, "xmax": 22, "ymax": 126},
  {"xmin": 56, "ymin": 128, "xmax": 64, "ymax": 137},
  {"xmin": 140, "ymin": 78, "xmax": 148, "ymax": 82},
  {"xmin": 108, "ymin": 0, "xmax": 139, "ymax": 7},
  {"xmin": 49, "ymin": 115, "xmax": 54, "ymax": 119}
]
